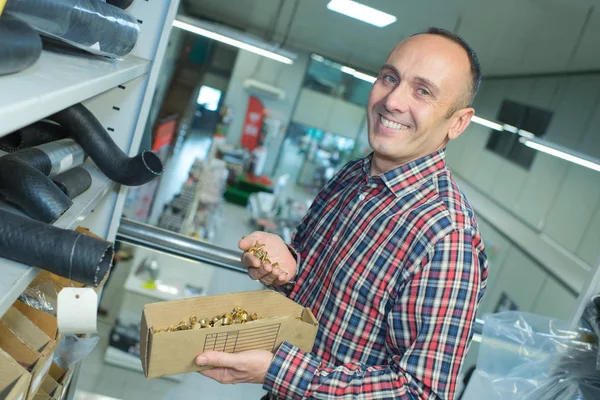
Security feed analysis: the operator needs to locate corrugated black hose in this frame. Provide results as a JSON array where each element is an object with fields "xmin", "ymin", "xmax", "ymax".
[
  {"xmin": 0, "ymin": 139, "xmax": 85, "ymax": 223},
  {"xmin": 52, "ymin": 167, "xmax": 93, "ymax": 200},
  {"xmin": 0, "ymin": 14, "xmax": 42, "ymax": 76},
  {"xmin": 49, "ymin": 103, "xmax": 164, "ymax": 186},
  {"xmin": 0, "ymin": 121, "xmax": 67, "ymax": 153},
  {"xmin": 0, "ymin": 209, "xmax": 113, "ymax": 286}
]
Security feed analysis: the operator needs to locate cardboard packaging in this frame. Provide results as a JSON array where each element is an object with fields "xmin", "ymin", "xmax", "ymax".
[
  {"xmin": 0, "ymin": 347, "xmax": 31, "ymax": 400},
  {"xmin": 140, "ymin": 290, "xmax": 318, "ymax": 378},
  {"xmin": 48, "ymin": 363, "xmax": 73, "ymax": 400},
  {"xmin": 0, "ymin": 312, "xmax": 56, "ymax": 400}
]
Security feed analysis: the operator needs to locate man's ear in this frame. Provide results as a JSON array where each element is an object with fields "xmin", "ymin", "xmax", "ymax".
[{"xmin": 448, "ymin": 107, "xmax": 475, "ymax": 140}]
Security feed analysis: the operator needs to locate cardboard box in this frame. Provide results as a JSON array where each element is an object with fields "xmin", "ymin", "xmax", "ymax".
[
  {"xmin": 2, "ymin": 307, "xmax": 52, "ymax": 353},
  {"xmin": 0, "ymin": 321, "xmax": 56, "ymax": 400},
  {"xmin": 140, "ymin": 290, "xmax": 318, "ymax": 378},
  {"xmin": 13, "ymin": 301, "xmax": 58, "ymax": 342},
  {"xmin": 0, "ymin": 347, "xmax": 31, "ymax": 400},
  {"xmin": 38, "ymin": 374, "xmax": 62, "ymax": 399},
  {"xmin": 48, "ymin": 363, "xmax": 73, "ymax": 400}
]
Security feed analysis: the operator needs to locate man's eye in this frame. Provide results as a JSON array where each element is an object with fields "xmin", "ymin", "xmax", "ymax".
[
  {"xmin": 417, "ymin": 88, "xmax": 431, "ymax": 96},
  {"xmin": 382, "ymin": 75, "xmax": 397, "ymax": 85}
]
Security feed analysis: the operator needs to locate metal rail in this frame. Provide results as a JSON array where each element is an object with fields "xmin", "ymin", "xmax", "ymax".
[
  {"xmin": 116, "ymin": 217, "xmax": 485, "ymax": 340},
  {"xmin": 116, "ymin": 217, "xmax": 246, "ymax": 274}
]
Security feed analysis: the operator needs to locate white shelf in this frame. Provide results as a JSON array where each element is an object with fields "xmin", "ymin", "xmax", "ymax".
[
  {"xmin": 0, "ymin": 161, "xmax": 117, "ymax": 317},
  {"xmin": 104, "ymin": 346, "xmax": 182, "ymax": 382},
  {"xmin": 454, "ymin": 176, "xmax": 591, "ymax": 293},
  {"xmin": 0, "ymin": 50, "xmax": 150, "ymax": 138}
]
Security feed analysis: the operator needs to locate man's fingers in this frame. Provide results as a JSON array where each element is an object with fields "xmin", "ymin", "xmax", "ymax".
[
  {"xmin": 196, "ymin": 351, "xmax": 238, "ymax": 368},
  {"xmin": 238, "ymin": 232, "xmax": 264, "ymax": 251},
  {"xmin": 241, "ymin": 252, "xmax": 261, "ymax": 269}
]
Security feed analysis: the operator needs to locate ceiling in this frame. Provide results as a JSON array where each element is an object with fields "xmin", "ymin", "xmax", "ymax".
[{"xmin": 182, "ymin": 0, "xmax": 600, "ymax": 77}]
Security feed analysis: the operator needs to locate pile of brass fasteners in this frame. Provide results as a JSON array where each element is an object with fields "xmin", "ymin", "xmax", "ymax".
[
  {"xmin": 154, "ymin": 307, "xmax": 264, "ymax": 332},
  {"xmin": 248, "ymin": 241, "xmax": 288, "ymax": 275}
]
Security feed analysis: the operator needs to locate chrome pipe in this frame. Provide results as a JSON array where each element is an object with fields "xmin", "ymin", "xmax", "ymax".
[{"xmin": 116, "ymin": 217, "xmax": 247, "ymax": 274}]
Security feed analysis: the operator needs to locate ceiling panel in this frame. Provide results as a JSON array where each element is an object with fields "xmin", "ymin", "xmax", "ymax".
[{"xmin": 183, "ymin": 0, "xmax": 600, "ymax": 76}]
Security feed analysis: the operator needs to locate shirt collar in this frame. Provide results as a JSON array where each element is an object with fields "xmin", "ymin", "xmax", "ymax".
[{"xmin": 362, "ymin": 149, "xmax": 447, "ymax": 197}]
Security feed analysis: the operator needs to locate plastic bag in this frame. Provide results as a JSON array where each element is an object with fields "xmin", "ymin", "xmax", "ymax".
[
  {"xmin": 5, "ymin": 0, "xmax": 139, "ymax": 58},
  {"xmin": 53, "ymin": 334, "xmax": 99, "ymax": 369},
  {"xmin": 466, "ymin": 311, "xmax": 600, "ymax": 400},
  {"xmin": 18, "ymin": 281, "xmax": 58, "ymax": 315}
]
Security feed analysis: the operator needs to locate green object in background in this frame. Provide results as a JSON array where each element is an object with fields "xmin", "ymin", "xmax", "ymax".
[{"xmin": 224, "ymin": 186, "xmax": 252, "ymax": 206}]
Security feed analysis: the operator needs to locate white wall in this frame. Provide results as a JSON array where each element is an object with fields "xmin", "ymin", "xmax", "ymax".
[
  {"xmin": 445, "ymin": 75, "xmax": 600, "ymax": 338},
  {"xmin": 222, "ymin": 49, "xmax": 310, "ymax": 176},
  {"xmin": 447, "ymin": 75, "xmax": 600, "ymax": 270}
]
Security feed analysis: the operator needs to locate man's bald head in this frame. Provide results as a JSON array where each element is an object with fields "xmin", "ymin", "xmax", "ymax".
[{"xmin": 405, "ymin": 27, "xmax": 481, "ymax": 116}]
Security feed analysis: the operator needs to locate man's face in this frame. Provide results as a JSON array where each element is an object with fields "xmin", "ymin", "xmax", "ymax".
[{"xmin": 367, "ymin": 34, "xmax": 473, "ymax": 167}]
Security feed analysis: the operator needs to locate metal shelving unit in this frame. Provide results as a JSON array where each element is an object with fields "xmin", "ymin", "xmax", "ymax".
[
  {"xmin": 0, "ymin": 52, "xmax": 150, "ymax": 137},
  {"xmin": 0, "ymin": 0, "xmax": 180, "ymax": 397}
]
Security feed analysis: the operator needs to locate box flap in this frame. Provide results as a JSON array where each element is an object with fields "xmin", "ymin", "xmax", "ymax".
[
  {"xmin": 139, "ymin": 308, "xmax": 151, "ymax": 378},
  {"xmin": 0, "ymin": 322, "xmax": 39, "ymax": 371},
  {"xmin": 14, "ymin": 301, "xmax": 58, "ymax": 341},
  {"xmin": 2, "ymin": 307, "xmax": 52, "ymax": 353},
  {"xmin": 48, "ymin": 363, "xmax": 66, "ymax": 383},
  {"xmin": 0, "ymin": 347, "xmax": 31, "ymax": 400},
  {"xmin": 40, "ymin": 374, "xmax": 62, "ymax": 398}
]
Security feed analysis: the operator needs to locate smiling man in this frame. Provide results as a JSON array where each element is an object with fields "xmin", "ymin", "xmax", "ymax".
[{"xmin": 196, "ymin": 27, "xmax": 488, "ymax": 400}]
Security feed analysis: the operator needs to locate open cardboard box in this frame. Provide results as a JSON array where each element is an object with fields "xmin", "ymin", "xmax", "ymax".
[
  {"xmin": 0, "ymin": 347, "xmax": 31, "ymax": 400},
  {"xmin": 0, "ymin": 318, "xmax": 56, "ymax": 400},
  {"xmin": 37, "ymin": 374, "xmax": 62, "ymax": 400},
  {"xmin": 13, "ymin": 301, "xmax": 58, "ymax": 342},
  {"xmin": 140, "ymin": 290, "xmax": 318, "ymax": 378},
  {"xmin": 48, "ymin": 363, "xmax": 73, "ymax": 400}
]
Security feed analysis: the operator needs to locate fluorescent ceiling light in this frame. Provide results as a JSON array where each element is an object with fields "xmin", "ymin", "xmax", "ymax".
[
  {"xmin": 519, "ymin": 137, "xmax": 600, "ymax": 173},
  {"xmin": 173, "ymin": 16, "xmax": 295, "ymax": 65},
  {"xmin": 340, "ymin": 65, "xmax": 377, "ymax": 83},
  {"xmin": 327, "ymin": 0, "xmax": 397, "ymax": 27},
  {"xmin": 503, "ymin": 124, "xmax": 519, "ymax": 134},
  {"xmin": 471, "ymin": 116, "xmax": 503, "ymax": 131}
]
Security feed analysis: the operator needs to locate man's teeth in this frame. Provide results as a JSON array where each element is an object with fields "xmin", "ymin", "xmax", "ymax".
[{"xmin": 380, "ymin": 116, "xmax": 409, "ymax": 130}]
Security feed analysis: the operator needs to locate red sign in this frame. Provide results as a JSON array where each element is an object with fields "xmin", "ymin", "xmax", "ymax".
[{"xmin": 240, "ymin": 96, "xmax": 264, "ymax": 151}]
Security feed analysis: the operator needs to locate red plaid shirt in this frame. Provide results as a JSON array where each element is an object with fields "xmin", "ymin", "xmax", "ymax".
[{"xmin": 263, "ymin": 149, "xmax": 488, "ymax": 399}]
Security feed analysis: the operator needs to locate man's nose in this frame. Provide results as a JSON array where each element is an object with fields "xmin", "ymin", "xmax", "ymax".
[{"xmin": 383, "ymin": 84, "xmax": 410, "ymax": 114}]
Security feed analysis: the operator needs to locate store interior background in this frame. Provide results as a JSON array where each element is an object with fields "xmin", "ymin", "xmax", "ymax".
[{"xmin": 75, "ymin": 0, "xmax": 600, "ymax": 399}]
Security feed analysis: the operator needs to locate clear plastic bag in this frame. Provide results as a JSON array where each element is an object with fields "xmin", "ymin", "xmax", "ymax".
[
  {"xmin": 467, "ymin": 311, "xmax": 600, "ymax": 400},
  {"xmin": 18, "ymin": 281, "xmax": 58, "ymax": 315},
  {"xmin": 53, "ymin": 334, "xmax": 99, "ymax": 369},
  {"xmin": 5, "ymin": 0, "xmax": 139, "ymax": 58}
]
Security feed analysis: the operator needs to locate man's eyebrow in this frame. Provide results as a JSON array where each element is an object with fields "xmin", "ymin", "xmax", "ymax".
[
  {"xmin": 380, "ymin": 64, "xmax": 399, "ymax": 75},
  {"xmin": 414, "ymin": 76, "xmax": 440, "ymax": 95}
]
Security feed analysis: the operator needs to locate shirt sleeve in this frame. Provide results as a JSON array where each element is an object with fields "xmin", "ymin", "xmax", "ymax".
[{"xmin": 263, "ymin": 229, "xmax": 486, "ymax": 400}]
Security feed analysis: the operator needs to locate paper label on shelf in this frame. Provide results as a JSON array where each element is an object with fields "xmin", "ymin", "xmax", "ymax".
[{"xmin": 57, "ymin": 288, "xmax": 98, "ymax": 334}]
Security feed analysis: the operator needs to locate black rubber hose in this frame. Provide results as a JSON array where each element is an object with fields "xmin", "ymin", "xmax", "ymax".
[
  {"xmin": 0, "ymin": 148, "xmax": 72, "ymax": 223},
  {"xmin": 49, "ymin": 104, "xmax": 164, "ymax": 186},
  {"xmin": 0, "ymin": 14, "xmax": 42, "ymax": 76},
  {"xmin": 0, "ymin": 209, "xmax": 113, "ymax": 286},
  {"xmin": 52, "ymin": 167, "xmax": 93, "ymax": 200},
  {"xmin": 0, "ymin": 121, "xmax": 67, "ymax": 153},
  {"xmin": 5, "ymin": 0, "xmax": 139, "ymax": 58},
  {"xmin": 106, "ymin": 0, "xmax": 135, "ymax": 10}
]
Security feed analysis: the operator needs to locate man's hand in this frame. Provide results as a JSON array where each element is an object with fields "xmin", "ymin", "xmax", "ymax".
[
  {"xmin": 239, "ymin": 232, "xmax": 297, "ymax": 286},
  {"xmin": 196, "ymin": 350, "xmax": 273, "ymax": 384}
]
